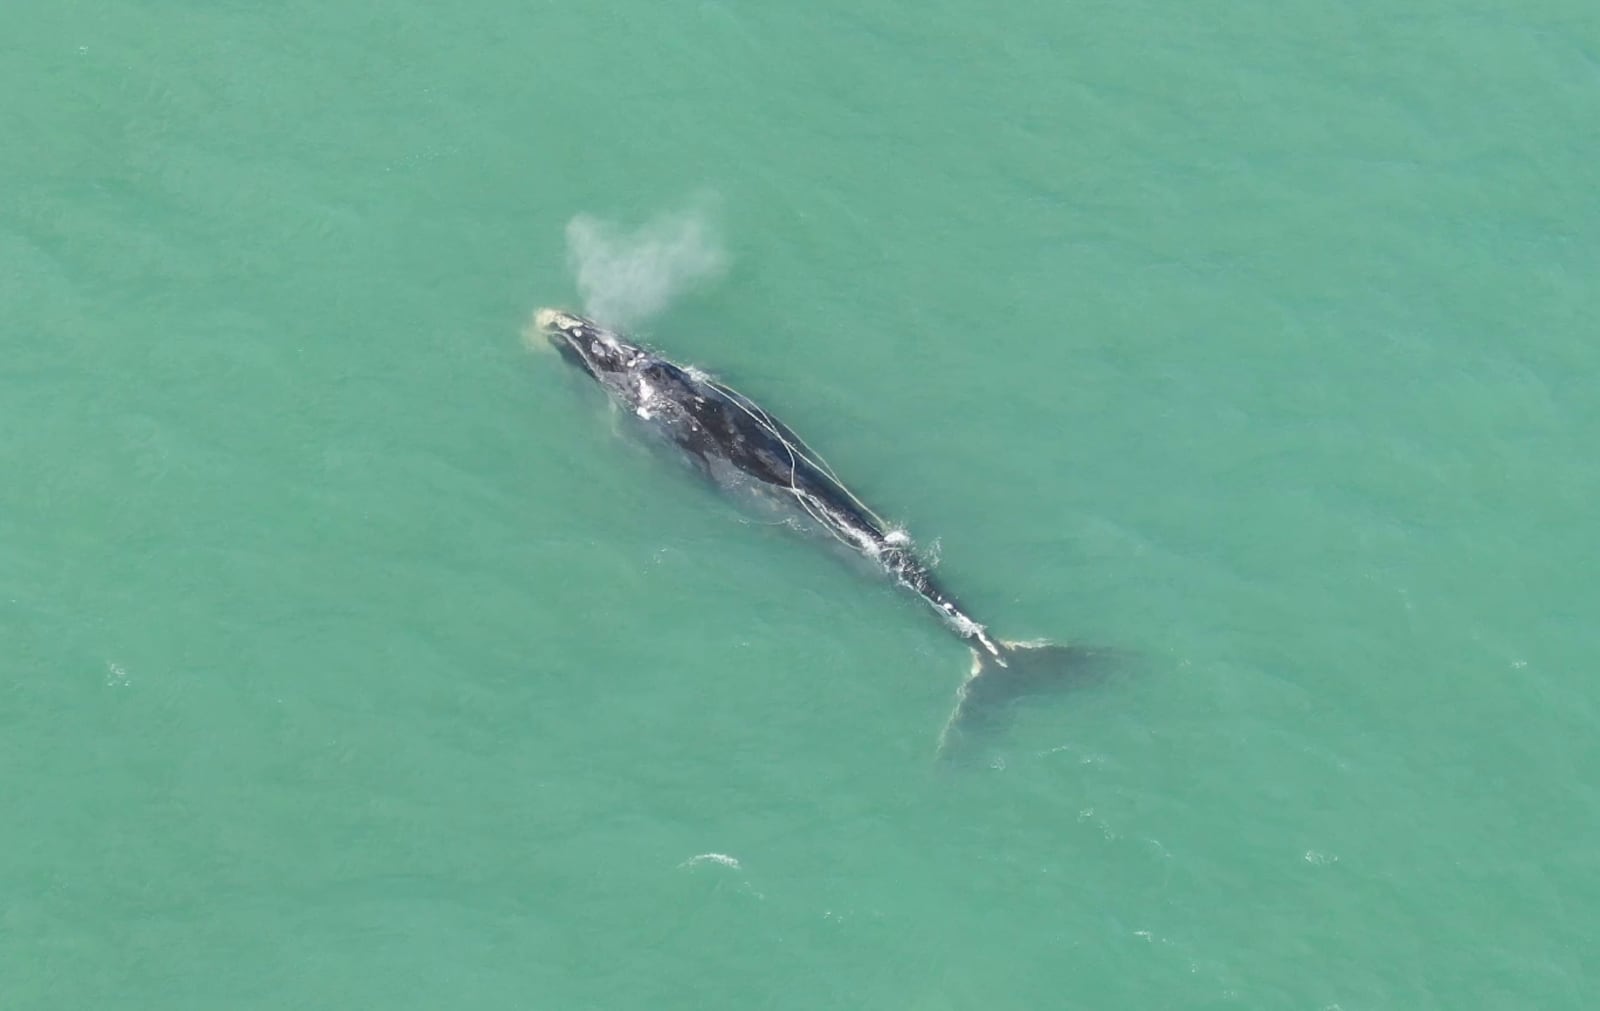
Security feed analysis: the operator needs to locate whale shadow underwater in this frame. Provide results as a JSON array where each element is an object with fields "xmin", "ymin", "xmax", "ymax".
[{"xmin": 529, "ymin": 308, "xmax": 1118, "ymax": 756}]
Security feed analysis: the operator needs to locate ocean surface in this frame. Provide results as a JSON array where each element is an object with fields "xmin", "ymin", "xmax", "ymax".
[{"xmin": 4, "ymin": 1, "xmax": 1597, "ymax": 1007}]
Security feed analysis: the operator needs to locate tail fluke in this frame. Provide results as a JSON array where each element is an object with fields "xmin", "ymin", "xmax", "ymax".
[{"xmin": 937, "ymin": 639, "xmax": 1119, "ymax": 758}]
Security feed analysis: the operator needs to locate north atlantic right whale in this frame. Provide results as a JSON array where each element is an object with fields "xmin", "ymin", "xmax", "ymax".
[{"xmin": 531, "ymin": 308, "xmax": 1109, "ymax": 753}]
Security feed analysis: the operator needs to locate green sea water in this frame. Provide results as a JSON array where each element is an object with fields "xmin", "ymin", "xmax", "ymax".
[{"xmin": 4, "ymin": 0, "xmax": 1597, "ymax": 1007}]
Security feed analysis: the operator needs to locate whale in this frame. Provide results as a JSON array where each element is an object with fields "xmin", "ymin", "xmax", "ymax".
[{"xmin": 531, "ymin": 308, "xmax": 1104, "ymax": 752}]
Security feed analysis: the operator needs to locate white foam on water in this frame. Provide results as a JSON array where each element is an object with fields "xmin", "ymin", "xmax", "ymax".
[{"xmin": 679, "ymin": 852, "xmax": 742, "ymax": 870}]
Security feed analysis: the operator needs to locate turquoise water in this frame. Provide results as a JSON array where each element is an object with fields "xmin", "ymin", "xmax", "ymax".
[{"xmin": 5, "ymin": 0, "xmax": 1597, "ymax": 1006}]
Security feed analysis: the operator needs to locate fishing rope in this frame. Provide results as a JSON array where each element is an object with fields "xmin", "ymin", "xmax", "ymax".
[
  {"xmin": 705, "ymin": 377, "xmax": 893, "ymax": 544},
  {"xmin": 694, "ymin": 370, "xmax": 997, "ymax": 652},
  {"xmin": 686, "ymin": 377, "xmax": 848, "ymax": 545}
]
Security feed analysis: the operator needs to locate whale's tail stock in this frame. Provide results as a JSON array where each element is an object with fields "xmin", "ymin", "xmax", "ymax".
[{"xmin": 937, "ymin": 639, "xmax": 1124, "ymax": 758}]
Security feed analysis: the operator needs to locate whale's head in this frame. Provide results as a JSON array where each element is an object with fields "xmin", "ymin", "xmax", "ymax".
[{"xmin": 533, "ymin": 308, "xmax": 641, "ymax": 383}]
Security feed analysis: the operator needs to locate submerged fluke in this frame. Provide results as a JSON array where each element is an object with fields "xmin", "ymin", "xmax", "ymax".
[{"xmin": 937, "ymin": 641, "xmax": 1119, "ymax": 757}]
